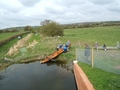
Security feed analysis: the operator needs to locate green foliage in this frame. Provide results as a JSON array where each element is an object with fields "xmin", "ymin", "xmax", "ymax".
[
  {"xmin": 40, "ymin": 20, "xmax": 63, "ymax": 37},
  {"xmin": 40, "ymin": 19, "xmax": 51, "ymax": 26},
  {"xmin": 24, "ymin": 25, "xmax": 33, "ymax": 32},
  {"xmin": 0, "ymin": 28, "xmax": 19, "ymax": 33},
  {"xmin": 62, "ymin": 21, "xmax": 120, "ymax": 29}
]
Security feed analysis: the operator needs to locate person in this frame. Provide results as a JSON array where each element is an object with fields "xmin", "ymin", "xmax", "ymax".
[
  {"xmin": 56, "ymin": 46, "xmax": 59, "ymax": 51},
  {"xmin": 63, "ymin": 46, "xmax": 67, "ymax": 53},
  {"xmin": 66, "ymin": 40, "xmax": 71, "ymax": 47},
  {"xmin": 103, "ymin": 44, "xmax": 107, "ymax": 51},
  {"xmin": 59, "ymin": 44, "xmax": 63, "ymax": 48},
  {"xmin": 56, "ymin": 44, "xmax": 63, "ymax": 50},
  {"xmin": 20, "ymin": 35, "xmax": 22, "ymax": 39},
  {"xmin": 95, "ymin": 42, "xmax": 98, "ymax": 52},
  {"xmin": 62, "ymin": 44, "xmax": 67, "ymax": 53},
  {"xmin": 84, "ymin": 44, "xmax": 90, "ymax": 62},
  {"xmin": 18, "ymin": 36, "xmax": 21, "ymax": 40}
]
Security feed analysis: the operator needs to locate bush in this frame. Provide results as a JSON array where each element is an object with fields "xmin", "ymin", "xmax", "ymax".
[
  {"xmin": 40, "ymin": 20, "xmax": 63, "ymax": 37},
  {"xmin": 24, "ymin": 26, "xmax": 33, "ymax": 32}
]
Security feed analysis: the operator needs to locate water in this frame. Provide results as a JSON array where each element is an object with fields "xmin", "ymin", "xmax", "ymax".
[{"xmin": 0, "ymin": 61, "xmax": 77, "ymax": 90}]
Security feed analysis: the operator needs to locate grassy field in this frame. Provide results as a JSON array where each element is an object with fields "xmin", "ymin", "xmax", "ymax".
[
  {"xmin": 0, "ymin": 26, "xmax": 120, "ymax": 90},
  {"xmin": 0, "ymin": 31, "xmax": 24, "ymax": 41},
  {"xmin": 1, "ymin": 26, "xmax": 120, "ymax": 62},
  {"xmin": 2, "ymin": 26, "xmax": 120, "ymax": 61},
  {"xmin": 63, "ymin": 26, "xmax": 120, "ymax": 47}
]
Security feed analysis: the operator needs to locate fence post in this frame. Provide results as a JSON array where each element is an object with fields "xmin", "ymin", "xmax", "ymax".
[
  {"xmin": 91, "ymin": 48, "xmax": 94, "ymax": 67},
  {"xmin": 76, "ymin": 48, "xmax": 78, "ymax": 61},
  {"xmin": 117, "ymin": 42, "xmax": 119, "ymax": 48},
  {"xmin": 78, "ymin": 40, "xmax": 81, "ymax": 48}
]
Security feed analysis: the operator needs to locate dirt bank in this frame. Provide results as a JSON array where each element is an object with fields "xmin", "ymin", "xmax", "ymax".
[{"xmin": 0, "ymin": 55, "xmax": 45, "ymax": 70}]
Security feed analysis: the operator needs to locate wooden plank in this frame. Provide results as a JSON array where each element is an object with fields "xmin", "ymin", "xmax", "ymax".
[
  {"xmin": 73, "ymin": 61, "xmax": 95, "ymax": 90},
  {"xmin": 40, "ymin": 48, "xmax": 64, "ymax": 63}
]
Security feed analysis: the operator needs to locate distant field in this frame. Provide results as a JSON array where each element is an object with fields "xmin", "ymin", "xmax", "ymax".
[
  {"xmin": 63, "ymin": 26, "xmax": 120, "ymax": 47},
  {"xmin": 0, "ymin": 31, "xmax": 24, "ymax": 41}
]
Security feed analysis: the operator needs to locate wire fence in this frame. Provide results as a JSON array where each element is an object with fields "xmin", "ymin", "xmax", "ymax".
[{"xmin": 76, "ymin": 48, "xmax": 120, "ymax": 74}]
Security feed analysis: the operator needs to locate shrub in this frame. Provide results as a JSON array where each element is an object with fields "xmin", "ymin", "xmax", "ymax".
[
  {"xmin": 24, "ymin": 26, "xmax": 32, "ymax": 32},
  {"xmin": 40, "ymin": 20, "xmax": 63, "ymax": 37}
]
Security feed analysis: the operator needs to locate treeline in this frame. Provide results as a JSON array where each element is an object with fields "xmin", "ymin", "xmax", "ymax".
[
  {"xmin": 61, "ymin": 21, "xmax": 120, "ymax": 29},
  {"xmin": 0, "ymin": 26, "xmax": 38, "ymax": 33},
  {"xmin": 1, "ymin": 20, "xmax": 120, "ymax": 33},
  {"xmin": 0, "ymin": 28, "xmax": 20, "ymax": 33}
]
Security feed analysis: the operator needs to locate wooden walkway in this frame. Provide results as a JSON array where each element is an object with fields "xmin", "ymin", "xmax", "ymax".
[
  {"xmin": 40, "ymin": 48, "xmax": 64, "ymax": 64},
  {"xmin": 73, "ymin": 61, "xmax": 95, "ymax": 90},
  {"xmin": 40, "ymin": 43, "xmax": 71, "ymax": 64}
]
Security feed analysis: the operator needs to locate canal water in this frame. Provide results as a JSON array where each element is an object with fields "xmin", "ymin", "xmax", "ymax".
[{"xmin": 0, "ymin": 61, "xmax": 77, "ymax": 90}]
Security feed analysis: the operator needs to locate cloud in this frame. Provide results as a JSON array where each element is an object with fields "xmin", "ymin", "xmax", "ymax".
[
  {"xmin": 88, "ymin": 0, "xmax": 115, "ymax": 5},
  {"xmin": 0, "ymin": 0, "xmax": 23, "ymax": 13},
  {"xmin": 18, "ymin": 0, "xmax": 41, "ymax": 7},
  {"xmin": 106, "ymin": 1, "xmax": 120, "ymax": 13},
  {"xmin": 0, "ymin": 0, "xmax": 120, "ymax": 29},
  {"xmin": 54, "ymin": 0, "xmax": 86, "ymax": 7}
]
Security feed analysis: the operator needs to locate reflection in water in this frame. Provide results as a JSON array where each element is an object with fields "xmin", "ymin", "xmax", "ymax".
[
  {"xmin": 46, "ymin": 60, "xmax": 73, "ymax": 72},
  {"xmin": 0, "ymin": 75, "xmax": 5, "ymax": 87},
  {"xmin": 0, "ymin": 61, "xmax": 77, "ymax": 90},
  {"xmin": 0, "ymin": 75, "xmax": 4, "ymax": 80}
]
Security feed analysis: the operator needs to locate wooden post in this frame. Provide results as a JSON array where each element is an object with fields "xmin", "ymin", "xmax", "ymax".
[
  {"xmin": 78, "ymin": 40, "xmax": 81, "ymax": 48},
  {"xmin": 76, "ymin": 48, "xmax": 77, "ymax": 61},
  {"xmin": 117, "ymin": 42, "xmax": 119, "ymax": 48},
  {"xmin": 91, "ymin": 48, "xmax": 94, "ymax": 67}
]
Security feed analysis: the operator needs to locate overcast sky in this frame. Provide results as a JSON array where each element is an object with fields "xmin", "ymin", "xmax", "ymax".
[{"xmin": 0, "ymin": 0, "xmax": 120, "ymax": 29}]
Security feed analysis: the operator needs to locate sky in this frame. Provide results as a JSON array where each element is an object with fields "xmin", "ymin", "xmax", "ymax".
[{"xmin": 0, "ymin": 0, "xmax": 120, "ymax": 29}]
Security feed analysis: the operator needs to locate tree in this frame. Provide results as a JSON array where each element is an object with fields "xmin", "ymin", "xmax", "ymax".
[
  {"xmin": 24, "ymin": 25, "xmax": 32, "ymax": 32},
  {"xmin": 40, "ymin": 19, "xmax": 51, "ymax": 26},
  {"xmin": 40, "ymin": 20, "xmax": 63, "ymax": 37}
]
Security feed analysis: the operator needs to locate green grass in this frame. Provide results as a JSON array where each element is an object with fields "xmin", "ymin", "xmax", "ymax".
[
  {"xmin": 0, "ymin": 34, "xmax": 27, "ymax": 63},
  {"xmin": 64, "ymin": 26, "xmax": 120, "ymax": 47},
  {"xmin": 0, "ymin": 38, "xmax": 18, "ymax": 60},
  {"xmin": 0, "ymin": 31, "xmax": 26, "ymax": 60},
  {"xmin": 0, "ymin": 31, "xmax": 24, "ymax": 41},
  {"xmin": 78, "ymin": 62, "xmax": 120, "ymax": 90}
]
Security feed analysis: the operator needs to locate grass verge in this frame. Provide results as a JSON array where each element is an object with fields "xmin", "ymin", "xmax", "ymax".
[{"xmin": 78, "ymin": 62, "xmax": 120, "ymax": 90}]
